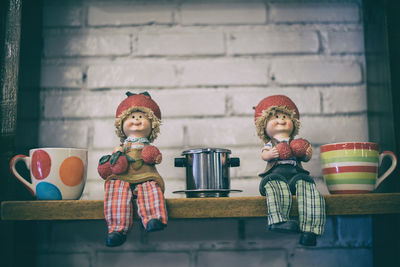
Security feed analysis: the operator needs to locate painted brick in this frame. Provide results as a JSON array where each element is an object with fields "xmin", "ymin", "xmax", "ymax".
[
  {"xmin": 244, "ymin": 217, "xmax": 336, "ymax": 247},
  {"xmin": 154, "ymin": 148, "xmax": 186, "ymax": 180},
  {"xmin": 184, "ymin": 117, "xmax": 260, "ymax": 147},
  {"xmin": 40, "ymin": 65, "xmax": 83, "ymax": 88},
  {"xmin": 337, "ymin": 216, "xmax": 372, "ymax": 247},
  {"xmin": 271, "ymin": 60, "xmax": 362, "ymax": 85},
  {"xmin": 301, "ymin": 146, "xmax": 324, "ymax": 178},
  {"xmin": 163, "ymin": 178, "xmax": 186, "ymax": 199},
  {"xmin": 270, "ymin": 3, "xmax": 360, "ymax": 23},
  {"xmin": 42, "ymin": 90, "xmax": 123, "ymax": 119},
  {"xmin": 300, "ymin": 115, "xmax": 369, "ymax": 145},
  {"xmin": 153, "ymin": 118, "xmax": 185, "ymax": 148},
  {"xmin": 328, "ymin": 30, "xmax": 365, "ymax": 53},
  {"xmin": 87, "ymin": 62, "xmax": 178, "ymax": 88},
  {"xmin": 43, "ymin": 6, "xmax": 82, "ymax": 27},
  {"xmin": 322, "ymin": 86, "xmax": 367, "ymax": 113},
  {"xmin": 146, "ymin": 218, "xmax": 239, "ymax": 243},
  {"xmin": 137, "ymin": 32, "xmax": 225, "ymax": 56},
  {"xmin": 81, "ymin": 180, "xmax": 104, "ymax": 200},
  {"xmin": 37, "ymin": 253, "xmax": 90, "ymax": 267},
  {"xmin": 88, "ymin": 4, "xmax": 175, "ymax": 26},
  {"xmin": 156, "ymin": 89, "xmax": 226, "ymax": 117},
  {"xmin": 39, "ymin": 120, "xmax": 88, "ymax": 148},
  {"xmin": 92, "ymin": 119, "xmax": 121, "ymax": 149},
  {"xmin": 290, "ymin": 248, "xmax": 372, "ymax": 267},
  {"xmin": 230, "ymin": 87, "xmax": 321, "ymax": 116},
  {"xmin": 181, "ymin": 3, "xmax": 267, "ymax": 25},
  {"xmin": 180, "ymin": 59, "xmax": 269, "ymax": 86},
  {"xmin": 197, "ymin": 250, "xmax": 287, "ymax": 267},
  {"xmin": 49, "ymin": 220, "xmax": 126, "ymax": 245},
  {"xmin": 97, "ymin": 252, "xmax": 190, "ymax": 267},
  {"xmin": 86, "ymin": 149, "xmax": 112, "ymax": 181},
  {"xmin": 44, "ymin": 34, "xmax": 130, "ymax": 57},
  {"xmin": 228, "ymin": 31, "xmax": 319, "ymax": 55},
  {"xmin": 230, "ymin": 177, "xmax": 260, "ymax": 197}
]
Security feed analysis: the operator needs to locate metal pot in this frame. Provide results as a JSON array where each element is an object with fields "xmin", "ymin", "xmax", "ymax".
[{"xmin": 174, "ymin": 148, "xmax": 240, "ymax": 197}]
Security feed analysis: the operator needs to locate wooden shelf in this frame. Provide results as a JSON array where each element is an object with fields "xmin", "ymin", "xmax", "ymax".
[{"xmin": 1, "ymin": 193, "xmax": 400, "ymax": 221}]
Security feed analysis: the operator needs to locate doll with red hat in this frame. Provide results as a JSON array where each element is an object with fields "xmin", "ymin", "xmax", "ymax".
[
  {"xmin": 254, "ymin": 95, "xmax": 325, "ymax": 246},
  {"xmin": 97, "ymin": 92, "xmax": 167, "ymax": 247}
]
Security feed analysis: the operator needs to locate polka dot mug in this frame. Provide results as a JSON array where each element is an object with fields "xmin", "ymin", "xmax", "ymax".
[{"xmin": 10, "ymin": 148, "xmax": 88, "ymax": 200}]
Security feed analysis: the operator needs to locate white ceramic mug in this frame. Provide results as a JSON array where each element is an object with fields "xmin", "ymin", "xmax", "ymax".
[{"xmin": 10, "ymin": 148, "xmax": 88, "ymax": 200}]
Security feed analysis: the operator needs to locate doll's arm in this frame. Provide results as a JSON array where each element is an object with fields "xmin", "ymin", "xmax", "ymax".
[
  {"xmin": 142, "ymin": 145, "xmax": 162, "ymax": 164},
  {"xmin": 303, "ymin": 145, "xmax": 313, "ymax": 162},
  {"xmin": 261, "ymin": 147, "xmax": 279, "ymax": 162}
]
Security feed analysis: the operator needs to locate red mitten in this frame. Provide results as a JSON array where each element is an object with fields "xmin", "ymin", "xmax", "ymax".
[
  {"xmin": 110, "ymin": 155, "xmax": 129, "ymax": 174},
  {"xmin": 290, "ymin": 138, "xmax": 310, "ymax": 158},
  {"xmin": 98, "ymin": 155, "xmax": 112, "ymax": 179},
  {"xmin": 142, "ymin": 145, "xmax": 162, "ymax": 164},
  {"xmin": 276, "ymin": 143, "xmax": 293, "ymax": 160}
]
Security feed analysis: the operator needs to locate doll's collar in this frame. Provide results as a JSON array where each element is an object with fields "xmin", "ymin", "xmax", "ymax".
[{"xmin": 125, "ymin": 137, "xmax": 149, "ymax": 144}]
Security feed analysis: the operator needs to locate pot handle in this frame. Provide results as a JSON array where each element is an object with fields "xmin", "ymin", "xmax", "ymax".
[
  {"xmin": 229, "ymin": 157, "xmax": 240, "ymax": 167},
  {"xmin": 174, "ymin": 158, "xmax": 186, "ymax": 167}
]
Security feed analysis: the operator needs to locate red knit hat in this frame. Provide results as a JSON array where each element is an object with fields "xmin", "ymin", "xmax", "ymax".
[
  {"xmin": 115, "ymin": 92, "xmax": 161, "ymax": 143},
  {"xmin": 254, "ymin": 95, "xmax": 300, "ymax": 143}
]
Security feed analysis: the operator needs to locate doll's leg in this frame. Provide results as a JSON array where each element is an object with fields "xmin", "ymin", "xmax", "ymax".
[
  {"xmin": 295, "ymin": 179, "xmax": 326, "ymax": 246},
  {"xmin": 265, "ymin": 179, "xmax": 292, "ymax": 225},
  {"xmin": 104, "ymin": 179, "xmax": 134, "ymax": 246},
  {"xmin": 134, "ymin": 180, "xmax": 168, "ymax": 232},
  {"xmin": 104, "ymin": 179, "xmax": 134, "ymax": 234}
]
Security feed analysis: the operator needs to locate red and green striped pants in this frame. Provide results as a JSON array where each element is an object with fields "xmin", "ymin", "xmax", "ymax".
[{"xmin": 104, "ymin": 179, "xmax": 168, "ymax": 234}]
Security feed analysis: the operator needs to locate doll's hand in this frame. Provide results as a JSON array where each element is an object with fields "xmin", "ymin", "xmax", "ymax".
[
  {"xmin": 290, "ymin": 138, "xmax": 312, "ymax": 161},
  {"xmin": 142, "ymin": 145, "xmax": 162, "ymax": 164},
  {"xmin": 112, "ymin": 146, "xmax": 124, "ymax": 154},
  {"xmin": 110, "ymin": 151, "xmax": 129, "ymax": 174},
  {"xmin": 261, "ymin": 147, "xmax": 279, "ymax": 162},
  {"xmin": 290, "ymin": 139, "xmax": 310, "ymax": 158},
  {"xmin": 97, "ymin": 155, "xmax": 112, "ymax": 179},
  {"xmin": 303, "ymin": 145, "xmax": 313, "ymax": 162}
]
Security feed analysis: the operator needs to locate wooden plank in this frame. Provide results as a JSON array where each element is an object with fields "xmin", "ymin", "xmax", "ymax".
[{"xmin": 1, "ymin": 193, "xmax": 400, "ymax": 221}]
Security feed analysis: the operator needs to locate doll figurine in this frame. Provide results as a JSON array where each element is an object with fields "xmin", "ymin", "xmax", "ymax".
[
  {"xmin": 254, "ymin": 95, "xmax": 325, "ymax": 246},
  {"xmin": 97, "ymin": 91, "xmax": 167, "ymax": 247}
]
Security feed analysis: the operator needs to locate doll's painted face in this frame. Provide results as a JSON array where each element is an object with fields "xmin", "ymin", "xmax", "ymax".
[
  {"xmin": 122, "ymin": 111, "xmax": 152, "ymax": 139},
  {"xmin": 265, "ymin": 111, "xmax": 294, "ymax": 139}
]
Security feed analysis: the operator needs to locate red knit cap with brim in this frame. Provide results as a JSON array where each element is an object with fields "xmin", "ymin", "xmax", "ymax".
[
  {"xmin": 115, "ymin": 92, "xmax": 161, "ymax": 143},
  {"xmin": 254, "ymin": 95, "xmax": 300, "ymax": 144}
]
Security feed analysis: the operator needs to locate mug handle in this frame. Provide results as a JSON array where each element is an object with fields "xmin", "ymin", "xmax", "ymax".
[
  {"xmin": 375, "ymin": 151, "xmax": 398, "ymax": 189},
  {"xmin": 9, "ymin": 155, "xmax": 36, "ymax": 196}
]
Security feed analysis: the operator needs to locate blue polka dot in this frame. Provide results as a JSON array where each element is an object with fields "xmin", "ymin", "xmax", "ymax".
[{"xmin": 36, "ymin": 182, "xmax": 62, "ymax": 200}]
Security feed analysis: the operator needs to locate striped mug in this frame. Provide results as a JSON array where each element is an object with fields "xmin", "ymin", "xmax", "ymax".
[{"xmin": 321, "ymin": 142, "xmax": 397, "ymax": 194}]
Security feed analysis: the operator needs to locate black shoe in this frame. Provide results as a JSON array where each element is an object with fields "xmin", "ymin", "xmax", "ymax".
[
  {"xmin": 299, "ymin": 232, "xmax": 317, "ymax": 246},
  {"xmin": 268, "ymin": 220, "xmax": 299, "ymax": 233},
  {"xmin": 106, "ymin": 231, "xmax": 127, "ymax": 247},
  {"xmin": 146, "ymin": 219, "xmax": 166, "ymax": 232}
]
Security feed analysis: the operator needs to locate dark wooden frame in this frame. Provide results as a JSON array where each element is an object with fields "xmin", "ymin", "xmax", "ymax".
[{"xmin": 1, "ymin": 0, "xmax": 400, "ymax": 266}]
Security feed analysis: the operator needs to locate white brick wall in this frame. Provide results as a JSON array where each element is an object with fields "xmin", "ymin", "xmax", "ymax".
[
  {"xmin": 40, "ymin": 0, "xmax": 368, "ymax": 199},
  {"xmin": 37, "ymin": 0, "xmax": 371, "ymax": 266}
]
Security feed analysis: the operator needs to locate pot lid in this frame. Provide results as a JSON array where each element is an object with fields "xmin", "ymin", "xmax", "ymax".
[{"xmin": 181, "ymin": 147, "xmax": 231, "ymax": 155}]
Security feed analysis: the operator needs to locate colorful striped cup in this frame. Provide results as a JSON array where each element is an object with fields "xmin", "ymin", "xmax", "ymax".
[{"xmin": 321, "ymin": 142, "xmax": 397, "ymax": 194}]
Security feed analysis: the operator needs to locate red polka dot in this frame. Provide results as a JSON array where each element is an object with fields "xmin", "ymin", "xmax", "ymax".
[
  {"xmin": 59, "ymin": 156, "xmax": 84, "ymax": 186},
  {"xmin": 32, "ymin": 150, "xmax": 51, "ymax": 180}
]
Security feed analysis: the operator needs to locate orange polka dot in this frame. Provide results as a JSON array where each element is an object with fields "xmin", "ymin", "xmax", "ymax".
[{"xmin": 59, "ymin": 156, "xmax": 84, "ymax": 186}]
